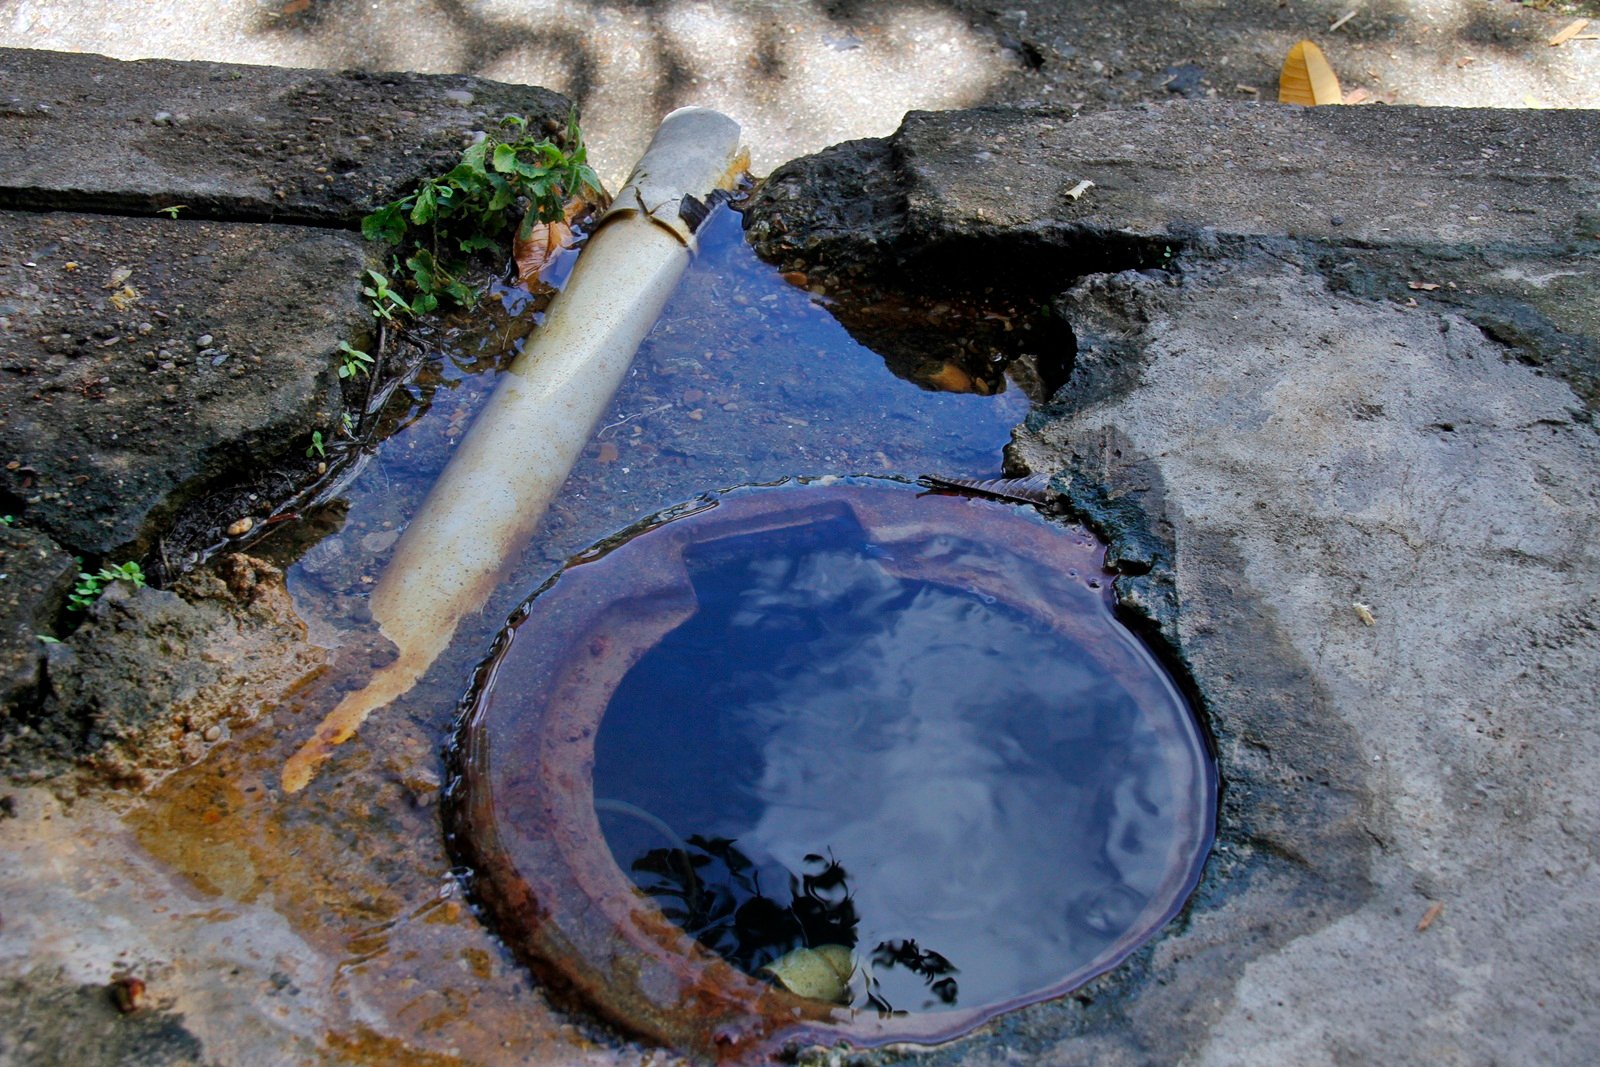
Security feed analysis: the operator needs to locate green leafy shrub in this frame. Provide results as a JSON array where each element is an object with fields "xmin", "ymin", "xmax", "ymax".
[{"xmin": 361, "ymin": 114, "xmax": 601, "ymax": 317}]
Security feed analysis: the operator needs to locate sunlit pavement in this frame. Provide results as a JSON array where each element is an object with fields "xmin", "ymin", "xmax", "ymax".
[{"xmin": 2, "ymin": 0, "xmax": 1596, "ymax": 186}]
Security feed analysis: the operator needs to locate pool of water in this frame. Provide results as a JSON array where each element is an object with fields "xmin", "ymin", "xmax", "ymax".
[
  {"xmin": 85, "ymin": 198, "xmax": 1163, "ymax": 1064},
  {"xmin": 594, "ymin": 504, "xmax": 1212, "ymax": 1014},
  {"xmin": 448, "ymin": 481, "xmax": 1215, "ymax": 1053},
  {"xmin": 274, "ymin": 203, "xmax": 1037, "ymax": 630}
]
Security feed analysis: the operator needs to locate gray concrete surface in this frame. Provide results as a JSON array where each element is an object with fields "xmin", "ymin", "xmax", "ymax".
[
  {"xmin": 0, "ymin": 47, "xmax": 570, "ymax": 222},
  {"xmin": 1, "ymin": 0, "xmax": 1597, "ymax": 188},
  {"xmin": 0, "ymin": 25, "xmax": 1595, "ymax": 1067}
]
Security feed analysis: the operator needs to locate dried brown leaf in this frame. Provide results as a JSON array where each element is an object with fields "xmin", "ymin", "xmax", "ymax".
[
  {"xmin": 1280, "ymin": 40, "xmax": 1343, "ymax": 106},
  {"xmin": 1549, "ymin": 18, "xmax": 1589, "ymax": 46},
  {"xmin": 1417, "ymin": 902, "xmax": 1445, "ymax": 932},
  {"xmin": 513, "ymin": 193, "xmax": 605, "ymax": 290}
]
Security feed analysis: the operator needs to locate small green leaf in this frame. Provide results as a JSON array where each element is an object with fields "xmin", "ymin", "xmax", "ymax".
[
  {"xmin": 492, "ymin": 143, "xmax": 518, "ymax": 174},
  {"xmin": 410, "ymin": 188, "xmax": 434, "ymax": 224},
  {"xmin": 36, "ymin": 634, "xmax": 61, "ymax": 645},
  {"xmin": 486, "ymin": 181, "xmax": 515, "ymax": 214},
  {"xmin": 361, "ymin": 202, "xmax": 408, "ymax": 243},
  {"xmin": 461, "ymin": 140, "xmax": 490, "ymax": 175}
]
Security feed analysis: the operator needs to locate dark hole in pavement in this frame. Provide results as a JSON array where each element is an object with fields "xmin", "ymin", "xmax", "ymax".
[{"xmin": 446, "ymin": 481, "xmax": 1214, "ymax": 1056}]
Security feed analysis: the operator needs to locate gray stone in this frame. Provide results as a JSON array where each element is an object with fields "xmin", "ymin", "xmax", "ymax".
[
  {"xmin": 0, "ymin": 210, "xmax": 369, "ymax": 558},
  {"xmin": 0, "ymin": 47, "xmax": 570, "ymax": 223},
  {"xmin": 751, "ymin": 103, "xmax": 1599, "ymax": 263},
  {"xmin": 748, "ymin": 105, "xmax": 1600, "ymax": 416},
  {"xmin": 0, "ymin": 524, "xmax": 75, "ymax": 713},
  {"xmin": 3, "ymin": 553, "xmax": 334, "ymax": 784}
]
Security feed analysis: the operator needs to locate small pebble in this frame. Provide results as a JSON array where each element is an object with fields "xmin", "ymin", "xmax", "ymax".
[
  {"xmin": 202, "ymin": 725, "xmax": 222, "ymax": 742},
  {"xmin": 226, "ymin": 517, "xmax": 254, "ymax": 537},
  {"xmin": 196, "ymin": 334, "xmax": 214, "ymax": 347},
  {"xmin": 109, "ymin": 976, "xmax": 145, "ymax": 1014},
  {"xmin": 360, "ymin": 530, "xmax": 399, "ymax": 553}
]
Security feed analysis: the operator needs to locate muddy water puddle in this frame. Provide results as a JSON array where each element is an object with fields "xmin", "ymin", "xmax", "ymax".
[{"xmin": 20, "ymin": 202, "xmax": 1081, "ymax": 1064}]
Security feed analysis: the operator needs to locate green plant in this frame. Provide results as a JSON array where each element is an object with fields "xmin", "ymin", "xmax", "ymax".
[
  {"xmin": 306, "ymin": 431, "xmax": 326, "ymax": 458},
  {"xmin": 361, "ymin": 269, "xmax": 416, "ymax": 321},
  {"xmin": 337, "ymin": 341, "xmax": 375, "ymax": 379},
  {"xmin": 0, "ymin": 515, "xmax": 13, "ymax": 526},
  {"xmin": 69, "ymin": 561, "xmax": 146, "ymax": 611},
  {"xmin": 340, "ymin": 411, "xmax": 356, "ymax": 437},
  {"xmin": 37, "ymin": 634, "xmax": 60, "ymax": 644},
  {"xmin": 361, "ymin": 113, "xmax": 601, "ymax": 316},
  {"xmin": 157, "ymin": 205, "xmax": 187, "ymax": 219}
]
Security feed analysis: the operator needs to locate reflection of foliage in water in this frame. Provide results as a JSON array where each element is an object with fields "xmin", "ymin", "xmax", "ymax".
[
  {"xmin": 628, "ymin": 836, "xmax": 960, "ymax": 1011},
  {"xmin": 871, "ymin": 939, "xmax": 959, "ymax": 1009}
]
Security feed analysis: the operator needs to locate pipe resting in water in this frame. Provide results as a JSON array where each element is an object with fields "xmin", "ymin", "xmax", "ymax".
[{"xmin": 282, "ymin": 107, "xmax": 747, "ymax": 793}]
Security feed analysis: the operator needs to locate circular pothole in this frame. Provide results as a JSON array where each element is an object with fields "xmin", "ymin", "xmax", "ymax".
[{"xmin": 446, "ymin": 481, "xmax": 1214, "ymax": 1058}]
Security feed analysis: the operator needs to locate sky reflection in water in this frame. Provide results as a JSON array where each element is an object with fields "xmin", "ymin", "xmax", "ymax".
[{"xmin": 594, "ymin": 509, "xmax": 1207, "ymax": 1013}]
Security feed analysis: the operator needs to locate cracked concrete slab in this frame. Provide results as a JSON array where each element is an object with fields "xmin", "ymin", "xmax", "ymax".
[
  {"xmin": 0, "ymin": 47, "xmax": 570, "ymax": 222},
  {"xmin": 0, "ymin": 210, "xmax": 369, "ymax": 559}
]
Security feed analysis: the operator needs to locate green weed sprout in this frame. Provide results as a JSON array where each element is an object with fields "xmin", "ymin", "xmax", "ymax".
[
  {"xmin": 337, "ymin": 341, "xmax": 375, "ymax": 379},
  {"xmin": 69, "ymin": 561, "xmax": 146, "ymax": 611}
]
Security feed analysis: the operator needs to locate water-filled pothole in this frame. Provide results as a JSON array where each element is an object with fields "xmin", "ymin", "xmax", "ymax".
[{"xmin": 447, "ymin": 480, "xmax": 1214, "ymax": 1057}]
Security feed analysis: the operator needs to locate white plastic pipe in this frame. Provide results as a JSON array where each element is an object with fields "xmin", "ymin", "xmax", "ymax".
[{"xmin": 283, "ymin": 108, "xmax": 746, "ymax": 792}]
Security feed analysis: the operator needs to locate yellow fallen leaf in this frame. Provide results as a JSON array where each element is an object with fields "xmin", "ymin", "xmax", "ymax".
[
  {"xmin": 1279, "ymin": 40, "xmax": 1343, "ymax": 106},
  {"xmin": 1408, "ymin": 281, "xmax": 1440, "ymax": 291},
  {"xmin": 1353, "ymin": 601, "xmax": 1376, "ymax": 626},
  {"xmin": 759, "ymin": 944, "xmax": 854, "ymax": 1003},
  {"xmin": 1549, "ymin": 18, "xmax": 1589, "ymax": 47}
]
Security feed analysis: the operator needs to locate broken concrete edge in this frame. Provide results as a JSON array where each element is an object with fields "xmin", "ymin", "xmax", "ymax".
[
  {"xmin": 0, "ymin": 49, "xmax": 574, "ymax": 767},
  {"xmin": 746, "ymin": 104, "xmax": 1600, "ymax": 413},
  {"xmin": 742, "ymin": 107, "xmax": 1600, "ymax": 1060},
  {"xmin": 0, "ymin": 47, "xmax": 573, "ymax": 227}
]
